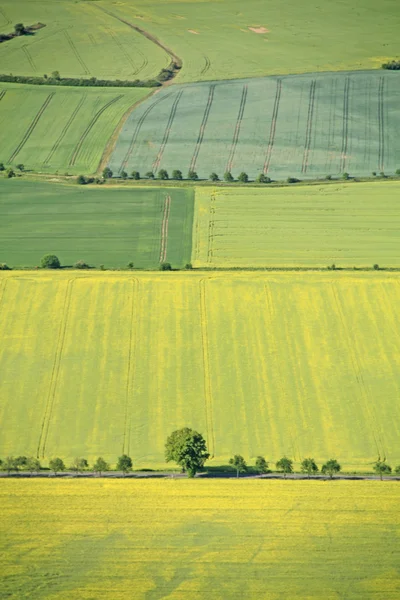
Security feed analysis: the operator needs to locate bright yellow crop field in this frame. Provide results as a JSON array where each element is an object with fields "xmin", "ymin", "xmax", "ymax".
[
  {"xmin": 1, "ymin": 480, "xmax": 400, "ymax": 599},
  {"xmin": 1, "ymin": 271, "xmax": 400, "ymax": 470}
]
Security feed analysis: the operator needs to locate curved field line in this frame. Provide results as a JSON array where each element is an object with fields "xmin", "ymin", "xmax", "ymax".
[
  {"xmin": 301, "ymin": 79, "xmax": 317, "ymax": 173},
  {"xmin": 105, "ymin": 26, "xmax": 147, "ymax": 76},
  {"xmin": 9, "ymin": 93, "xmax": 55, "ymax": 163},
  {"xmin": 263, "ymin": 79, "xmax": 282, "ymax": 174},
  {"xmin": 119, "ymin": 92, "xmax": 172, "ymax": 174},
  {"xmin": 159, "ymin": 194, "xmax": 171, "ymax": 263},
  {"xmin": 37, "ymin": 279, "xmax": 74, "ymax": 459},
  {"xmin": 43, "ymin": 94, "xmax": 86, "ymax": 166},
  {"xmin": 123, "ymin": 278, "xmax": 139, "ymax": 455},
  {"xmin": 69, "ymin": 94, "xmax": 123, "ymax": 166},
  {"xmin": 64, "ymin": 30, "xmax": 90, "ymax": 75},
  {"xmin": 152, "ymin": 90, "xmax": 184, "ymax": 172},
  {"xmin": 0, "ymin": 90, "xmax": 6, "ymax": 102},
  {"xmin": 22, "ymin": 45, "xmax": 36, "ymax": 71},
  {"xmin": 0, "ymin": 7, "xmax": 11, "ymax": 25},
  {"xmin": 378, "ymin": 77, "xmax": 385, "ymax": 171},
  {"xmin": 201, "ymin": 55, "xmax": 211, "ymax": 75},
  {"xmin": 199, "ymin": 278, "xmax": 216, "ymax": 457},
  {"xmin": 189, "ymin": 84, "xmax": 215, "ymax": 172},
  {"xmin": 340, "ymin": 77, "xmax": 350, "ymax": 173},
  {"xmin": 226, "ymin": 84, "xmax": 248, "ymax": 173}
]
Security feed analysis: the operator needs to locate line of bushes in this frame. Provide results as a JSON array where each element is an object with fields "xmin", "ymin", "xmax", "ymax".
[
  {"xmin": 382, "ymin": 60, "xmax": 400, "ymax": 70},
  {"xmin": 0, "ymin": 73, "xmax": 161, "ymax": 88}
]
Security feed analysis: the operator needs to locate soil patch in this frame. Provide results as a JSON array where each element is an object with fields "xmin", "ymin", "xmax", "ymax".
[
  {"xmin": 248, "ymin": 26, "xmax": 269, "ymax": 34},
  {"xmin": 188, "ymin": 29, "xmax": 199, "ymax": 34}
]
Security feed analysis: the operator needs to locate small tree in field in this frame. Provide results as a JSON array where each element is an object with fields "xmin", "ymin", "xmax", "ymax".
[
  {"xmin": 238, "ymin": 172, "xmax": 249, "ymax": 183},
  {"xmin": 395, "ymin": 465, "xmax": 400, "ymax": 475},
  {"xmin": 41, "ymin": 254, "xmax": 60, "ymax": 269},
  {"xmin": 188, "ymin": 170, "xmax": 198, "ymax": 181},
  {"xmin": 256, "ymin": 173, "xmax": 271, "ymax": 183},
  {"xmin": 172, "ymin": 170, "xmax": 183, "ymax": 180},
  {"xmin": 301, "ymin": 457, "xmax": 319, "ymax": 479},
  {"xmin": 77, "ymin": 174, "xmax": 87, "ymax": 185},
  {"xmin": 255, "ymin": 456, "xmax": 269, "ymax": 475},
  {"xmin": 224, "ymin": 171, "xmax": 234, "ymax": 182},
  {"xmin": 321, "ymin": 459, "xmax": 341, "ymax": 479},
  {"xmin": 396, "ymin": 168, "xmax": 400, "ymax": 176},
  {"xmin": 165, "ymin": 428, "xmax": 209, "ymax": 477},
  {"xmin": 16, "ymin": 164, "xmax": 24, "ymax": 172},
  {"xmin": 373, "ymin": 460, "xmax": 392, "ymax": 480},
  {"xmin": 14, "ymin": 23, "xmax": 26, "ymax": 36},
  {"xmin": 5, "ymin": 168, "xmax": 15, "ymax": 178},
  {"xmin": 0, "ymin": 162, "xmax": 5, "ymax": 171},
  {"xmin": 25, "ymin": 457, "xmax": 41, "ymax": 475},
  {"xmin": 209, "ymin": 172, "xmax": 219, "ymax": 182},
  {"xmin": 276, "ymin": 457, "xmax": 293, "ymax": 479},
  {"xmin": 70, "ymin": 458, "xmax": 88, "ymax": 475},
  {"xmin": 102, "ymin": 167, "xmax": 113, "ymax": 179},
  {"xmin": 145, "ymin": 171, "xmax": 154, "ymax": 179},
  {"xmin": 49, "ymin": 457, "xmax": 65, "ymax": 476},
  {"xmin": 120, "ymin": 170, "xmax": 128, "ymax": 180},
  {"xmin": 117, "ymin": 454, "xmax": 132, "ymax": 476},
  {"xmin": 342, "ymin": 172, "xmax": 350, "ymax": 180},
  {"xmin": 93, "ymin": 457, "xmax": 109, "ymax": 477},
  {"xmin": 229, "ymin": 455, "xmax": 247, "ymax": 478},
  {"xmin": 158, "ymin": 169, "xmax": 169, "ymax": 180},
  {"xmin": 131, "ymin": 170, "xmax": 140, "ymax": 180},
  {"xmin": 159, "ymin": 262, "xmax": 172, "ymax": 271}
]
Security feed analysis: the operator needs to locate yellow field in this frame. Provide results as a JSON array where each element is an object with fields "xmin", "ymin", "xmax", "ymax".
[
  {"xmin": 1, "ymin": 480, "xmax": 399, "ymax": 599},
  {"xmin": 1, "ymin": 271, "xmax": 400, "ymax": 470}
]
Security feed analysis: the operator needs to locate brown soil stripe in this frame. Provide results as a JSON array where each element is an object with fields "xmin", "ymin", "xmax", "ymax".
[
  {"xmin": 199, "ymin": 278, "xmax": 216, "ymax": 457},
  {"xmin": 378, "ymin": 77, "xmax": 385, "ymax": 171},
  {"xmin": 189, "ymin": 84, "xmax": 215, "ymax": 172},
  {"xmin": 263, "ymin": 79, "xmax": 282, "ymax": 174},
  {"xmin": 43, "ymin": 94, "xmax": 86, "ymax": 165},
  {"xmin": 64, "ymin": 30, "xmax": 90, "ymax": 75},
  {"xmin": 301, "ymin": 79, "xmax": 317, "ymax": 173},
  {"xmin": 152, "ymin": 90, "xmax": 183, "ymax": 172},
  {"xmin": 340, "ymin": 76, "xmax": 350, "ymax": 173},
  {"xmin": 9, "ymin": 92, "xmax": 55, "ymax": 162},
  {"xmin": 69, "ymin": 94, "xmax": 123, "ymax": 166},
  {"xmin": 159, "ymin": 194, "xmax": 171, "ymax": 263},
  {"xmin": 226, "ymin": 84, "xmax": 248, "ymax": 173}
]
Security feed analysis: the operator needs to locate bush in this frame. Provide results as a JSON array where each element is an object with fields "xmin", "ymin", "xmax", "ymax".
[
  {"xmin": 5, "ymin": 168, "xmax": 15, "ymax": 178},
  {"xmin": 379, "ymin": 171, "xmax": 385, "ymax": 178},
  {"xmin": 342, "ymin": 172, "xmax": 350, "ymax": 180},
  {"xmin": 396, "ymin": 169, "xmax": 400, "ymax": 176},
  {"xmin": 16, "ymin": 163, "xmax": 24, "ymax": 172},
  {"xmin": 0, "ymin": 263, "xmax": 11, "ymax": 270},
  {"xmin": 256, "ymin": 173, "xmax": 271, "ymax": 183},
  {"xmin": 120, "ymin": 170, "xmax": 128, "ymax": 179},
  {"xmin": 102, "ymin": 167, "xmax": 113, "ymax": 179},
  {"xmin": 41, "ymin": 254, "xmax": 60, "ymax": 269},
  {"xmin": 77, "ymin": 174, "xmax": 87, "ymax": 185},
  {"xmin": 372, "ymin": 171, "xmax": 377, "ymax": 177},
  {"xmin": 238, "ymin": 172, "xmax": 249, "ymax": 183},
  {"xmin": 127, "ymin": 261, "xmax": 134, "ymax": 269},
  {"xmin": 131, "ymin": 170, "xmax": 140, "ymax": 180},
  {"xmin": 327, "ymin": 264, "xmax": 336, "ymax": 271},
  {"xmin": 325, "ymin": 174, "xmax": 332, "ymax": 180},
  {"xmin": 188, "ymin": 170, "xmax": 198, "ymax": 181},
  {"xmin": 74, "ymin": 260, "xmax": 90, "ymax": 269},
  {"xmin": 159, "ymin": 262, "xmax": 172, "ymax": 271},
  {"xmin": 382, "ymin": 60, "xmax": 400, "ymax": 70},
  {"xmin": 209, "ymin": 172, "xmax": 219, "ymax": 182},
  {"xmin": 0, "ymin": 162, "xmax": 4, "ymax": 171},
  {"xmin": 172, "ymin": 170, "xmax": 183, "ymax": 180},
  {"xmin": 145, "ymin": 171, "xmax": 154, "ymax": 179},
  {"xmin": 373, "ymin": 264, "xmax": 380, "ymax": 270},
  {"xmin": 184, "ymin": 263, "xmax": 193, "ymax": 270},
  {"xmin": 287, "ymin": 177, "xmax": 300, "ymax": 184},
  {"xmin": 158, "ymin": 169, "xmax": 169, "ymax": 180},
  {"xmin": 223, "ymin": 171, "xmax": 234, "ymax": 182}
]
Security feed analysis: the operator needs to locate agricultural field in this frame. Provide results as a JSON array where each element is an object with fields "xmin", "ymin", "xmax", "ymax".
[
  {"xmin": 0, "ymin": 0, "xmax": 169, "ymax": 80},
  {"xmin": 1, "ymin": 480, "xmax": 400, "ymax": 599},
  {"xmin": 109, "ymin": 70, "xmax": 400, "ymax": 180},
  {"xmin": 0, "ymin": 84, "xmax": 149, "ymax": 174},
  {"xmin": 193, "ymin": 181, "xmax": 400, "ymax": 267},
  {"xmin": 1, "ymin": 271, "xmax": 400, "ymax": 470},
  {"xmin": 96, "ymin": 0, "xmax": 400, "ymax": 83},
  {"xmin": 0, "ymin": 180, "xmax": 193, "ymax": 268}
]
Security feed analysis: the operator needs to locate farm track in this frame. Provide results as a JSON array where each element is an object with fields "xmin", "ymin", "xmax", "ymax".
[
  {"xmin": 378, "ymin": 77, "xmax": 385, "ymax": 171},
  {"xmin": 69, "ymin": 94, "xmax": 123, "ymax": 166},
  {"xmin": 226, "ymin": 85, "xmax": 248, "ymax": 173},
  {"xmin": 201, "ymin": 55, "xmax": 211, "ymax": 75},
  {"xmin": 37, "ymin": 280, "xmax": 74, "ymax": 460},
  {"xmin": 8, "ymin": 93, "xmax": 55, "ymax": 162},
  {"xmin": 340, "ymin": 77, "xmax": 350, "ymax": 173},
  {"xmin": 189, "ymin": 84, "xmax": 215, "ymax": 172},
  {"xmin": 0, "ymin": 7, "xmax": 11, "ymax": 25},
  {"xmin": 199, "ymin": 279, "xmax": 216, "ymax": 457},
  {"xmin": 263, "ymin": 79, "xmax": 282, "ymax": 174},
  {"xmin": 22, "ymin": 45, "xmax": 36, "ymax": 72},
  {"xmin": 0, "ymin": 90, "xmax": 6, "ymax": 102},
  {"xmin": 43, "ymin": 94, "xmax": 87, "ymax": 166},
  {"xmin": 123, "ymin": 279, "xmax": 139, "ymax": 456},
  {"xmin": 159, "ymin": 195, "xmax": 171, "ymax": 263},
  {"xmin": 207, "ymin": 193, "xmax": 216, "ymax": 263},
  {"xmin": 64, "ymin": 30, "xmax": 90, "ymax": 76},
  {"xmin": 152, "ymin": 90, "xmax": 184, "ymax": 172},
  {"xmin": 301, "ymin": 80, "xmax": 317, "ymax": 173},
  {"xmin": 105, "ymin": 26, "xmax": 148, "ymax": 76}
]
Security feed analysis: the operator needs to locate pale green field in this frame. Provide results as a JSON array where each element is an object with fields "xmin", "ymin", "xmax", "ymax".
[
  {"xmin": 192, "ymin": 182, "xmax": 400, "ymax": 267},
  {"xmin": 1, "ymin": 271, "xmax": 400, "ymax": 470},
  {"xmin": 1, "ymin": 480, "xmax": 400, "ymax": 599},
  {"xmin": 0, "ymin": 84, "xmax": 148, "ymax": 173}
]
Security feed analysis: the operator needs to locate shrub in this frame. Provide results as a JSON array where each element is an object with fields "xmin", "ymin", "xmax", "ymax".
[
  {"xmin": 172, "ymin": 170, "xmax": 183, "ymax": 180},
  {"xmin": 131, "ymin": 170, "xmax": 140, "ymax": 180},
  {"xmin": 160, "ymin": 262, "xmax": 172, "ymax": 271},
  {"xmin": 287, "ymin": 177, "xmax": 299, "ymax": 184},
  {"xmin": 188, "ymin": 170, "xmax": 198, "ymax": 181},
  {"xmin": 256, "ymin": 173, "xmax": 271, "ymax": 183},
  {"xmin": 342, "ymin": 172, "xmax": 350, "ymax": 180},
  {"xmin": 14, "ymin": 23, "xmax": 26, "ymax": 36},
  {"xmin": 102, "ymin": 167, "xmax": 113, "ymax": 179},
  {"xmin": 74, "ymin": 260, "xmax": 90, "ymax": 269},
  {"xmin": 145, "ymin": 171, "xmax": 154, "ymax": 179},
  {"xmin": 184, "ymin": 263, "xmax": 193, "ymax": 270},
  {"xmin": 0, "ymin": 263, "xmax": 11, "ymax": 270},
  {"xmin": 373, "ymin": 264, "xmax": 380, "ymax": 270},
  {"xmin": 0, "ymin": 162, "xmax": 4, "ymax": 171},
  {"xmin": 372, "ymin": 171, "xmax": 377, "ymax": 177},
  {"xmin": 223, "ymin": 171, "xmax": 234, "ymax": 182},
  {"xmin": 5, "ymin": 168, "xmax": 15, "ymax": 178},
  {"xmin": 16, "ymin": 163, "xmax": 24, "ymax": 172},
  {"xmin": 396, "ymin": 169, "xmax": 400, "ymax": 176},
  {"xmin": 77, "ymin": 174, "xmax": 87, "ymax": 185},
  {"xmin": 41, "ymin": 254, "xmax": 60, "ymax": 269},
  {"xmin": 158, "ymin": 169, "xmax": 169, "ymax": 180},
  {"xmin": 127, "ymin": 261, "xmax": 134, "ymax": 269},
  {"xmin": 209, "ymin": 172, "xmax": 219, "ymax": 181},
  {"xmin": 325, "ymin": 174, "xmax": 332, "ymax": 180},
  {"xmin": 120, "ymin": 170, "xmax": 128, "ymax": 179},
  {"xmin": 379, "ymin": 171, "xmax": 385, "ymax": 178},
  {"xmin": 238, "ymin": 172, "xmax": 249, "ymax": 183}
]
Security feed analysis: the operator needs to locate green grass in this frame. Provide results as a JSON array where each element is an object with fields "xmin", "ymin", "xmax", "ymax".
[
  {"xmin": 1, "ymin": 480, "xmax": 400, "ymax": 599},
  {"xmin": 0, "ymin": 0, "xmax": 169, "ymax": 80},
  {"xmin": 109, "ymin": 71, "xmax": 400, "ymax": 180},
  {"xmin": 1, "ymin": 271, "xmax": 400, "ymax": 470},
  {"xmin": 192, "ymin": 181, "xmax": 400, "ymax": 267},
  {"xmin": 0, "ymin": 83, "xmax": 149, "ymax": 174},
  {"xmin": 0, "ymin": 180, "xmax": 194, "ymax": 268},
  {"xmin": 98, "ymin": 0, "xmax": 400, "ymax": 83}
]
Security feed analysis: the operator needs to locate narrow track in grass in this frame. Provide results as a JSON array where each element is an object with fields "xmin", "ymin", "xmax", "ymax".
[
  {"xmin": 123, "ymin": 278, "xmax": 139, "ymax": 456},
  {"xmin": 152, "ymin": 90, "xmax": 184, "ymax": 172},
  {"xmin": 199, "ymin": 278, "xmax": 216, "ymax": 457},
  {"xmin": 105, "ymin": 26, "xmax": 148, "ymax": 76},
  {"xmin": 8, "ymin": 93, "xmax": 55, "ymax": 163},
  {"xmin": 43, "ymin": 94, "xmax": 86, "ymax": 166},
  {"xmin": 340, "ymin": 76, "xmax": 350, "ymax": 173},
  {"xmin": 263, "ymin": 79, "xmax": 282, "ymax": 174},
  {"xmin": 378, "ymin": 76, "xmax": 385, "ymax": 171},
  {"xmin": 226, "ymin": 84, "xmax": 248, "ymax": 173},
  {"xmin": 69, "ymin": 94, "xmax": 123, "ymax": 166},
  {"xmin": 189, "ymin": 84, "xmax": 215, "ymax": 172},
  {"xmin": 201, "ymin": 55, "xmax": 211, "ymax": 75},
  {"xmin": 0, "ymin": 7, "xmax": 11, "ymax": 26},
  {"xmin": 22, "ymin": 45, "xmax": 36, "ymax": 72},
  {"xmin": 301, "ymin": 79, "xmax": 317, "ymax": 173},
  {"xmin": 0, "ymin": 90, "xmax": 6, "ymax": 102},
  {"xmin": 159, "ymin": 194, "xmax": 171, "ymax": 263},
  {"xmin": 64, "ymin": 30, "xmax": 90, "ymax": 76}
]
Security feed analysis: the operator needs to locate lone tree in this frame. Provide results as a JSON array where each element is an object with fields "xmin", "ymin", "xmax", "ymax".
[
  {"xmin": 301, "ymin": 457, "xmax": 319, "ymax": 479},
  {"xmin": 209, "ymin": 172, "xmax": 219, "ymax": 182},
  {"xmin": 41, "ymin": 254, "xmax": 60, "ymax": 269},
  {"xmin": 165, "ymin": 427, "xmax": 209, "ymax": 477},
  {"xmin": 131, "ymin": 170, "xmax": 140, "ymax": 180},
  {"xmin": 70, "ymin": 458, "xmax": 88, "ymax": 475},
  {"xmin": 117, "ymin": 454, "xmax": 132, "ymax": 476},
  {"xmin": 276, "ymin": 456, "xmax": 293, "ymax": 479},
  {"xmin": 102, "ymin": 167, "xmax": 113, "ymax": 179},
  {"xmin": 49, "ymin": 457, "xmax": 65, "ymax": 476},
  {"xmin": 14, "ymin": 23, "xmax": 26, "ymax": 36},
  {"xmin": 158, "ymin": 169, "xmax": 169, "ymax": 180},
  {"xmin": 342, "ymin": 172, "xmax": 350, "ymax": 180},
  {"xmin": 188, "ymin": 170, "xmax": 198, "ymax": 181},
  {"xmin": 172, "ymin": 170, "xmax": 183, "ymax": 180},
  {"xmin": 321, "ymin": 459, "xmax": 341, "ymax": 479},
  {"xmin": 224, "ymin": 171, "xmax": 234, "ymax": 182},
  {"xmin": 229, "ymin": 455, "xmax": 247, "ymax": 478},
  {"xmin": 238, "ymin": 172, "xmax": 249, "ymax": 183},
  {"xmin": 159, "ymin": 262, "xmax": 172, "ymax": 271},
  {"xmin": 373, "ymin": 460, "xmax": 392, "ymax": 480},
  {"xmin": 93, "ymin": 457, "xmax": 109, "ymax": 477},
  {"xmin": 255, "ymin": 456, "xmax": 269, "ymax": 475}
]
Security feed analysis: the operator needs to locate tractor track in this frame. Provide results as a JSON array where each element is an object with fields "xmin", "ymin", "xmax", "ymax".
[
  {"xmin": 378, "ymin": 76, "xmax": 385, "ymax": 171},
  {"xmin": 199, "ymin": 278, "xmax": 216, "ymax": 457},
  {"xmin": 301, "ymin": 79, "xmax": 317, "ymax": 173},
  {"xmin": 43, "ymin": 94, "xmax": 86, "ymax": 166},
  {"xmin": 226, "ymin": 84, "xmax": 248, "ymax": 173},
  {"xmin": 189, "ymin": 84, "xmax": 215, "ymax": 172},
  {"xmin": 152, "ymin": 90, "xmax": 183, "ymax": 172},
  {"xmin": 64, "ymin": 30, "xmax": 90, "ymax": 75},
  {"xmin": 340, "ymin": 76, "xmax": 350, "ymax": 173},
  {"xmin": 159, "ymin": 195, "xmax": 171, "ymax": 263},
  {"xmin": 263, "ymin": 79, "xmax": 282, "ymax": 174},
  {"xmin": 9, "ymin": 93, "xmax": 55, "ymax": 163}
]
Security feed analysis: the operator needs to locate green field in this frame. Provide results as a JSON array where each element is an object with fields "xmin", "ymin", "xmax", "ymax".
[
  {"xmin": 1, "ymin": 271, "xmax": 400, "ymax": 469},
  {"xmin": 109, "ymin": 71, "xmax": 400, "ymax": 180},
  {"xmin": 1, "ymin": 480, "xmax": 400, "ymax": 599},
  {"xmin": 193, "ymin": 181, "xmax": 400, "ymax": 267},
  {"xmin": 0, "ymin": 84, "xmax": 149, "ymax": 174},
  {"xmin": 0, "ymin": 180, "xmax": 193, "ymax": 268},
  {"xmin": 0, "ymin": 0, "xmax": 168, "ymax": 80}
]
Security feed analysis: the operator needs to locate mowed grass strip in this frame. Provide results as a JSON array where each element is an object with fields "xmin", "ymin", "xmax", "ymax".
[
  {"xmin": 192, "ymin": 182, "xmax": 400, "ymax": 267},
  {"xmin": 0, "ymin": 84, "xmax": 149, "ymax": 174},
  {"xmin": 1, "ymin": 271, "xmax": 400, "ymax": 469},
  {"xmin": 1, "ymin": 480, "xmax": 400, "ymax": 599},
  {"xmin": 0, "ymin": 180, "xmax": 194, "ymax": 268},
  {"xmin": 109, "ymin": 71, "xmax": 400, "ymax": 180}
]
